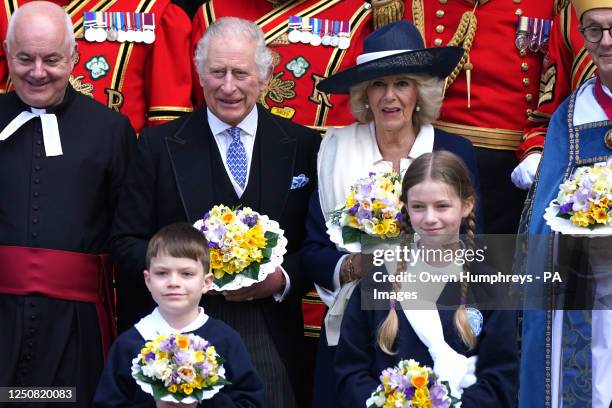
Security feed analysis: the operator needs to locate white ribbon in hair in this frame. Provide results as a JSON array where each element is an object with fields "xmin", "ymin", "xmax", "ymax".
[{"xmin": 0, "ymin": 110, "xmax": 63, "ymax": 156}]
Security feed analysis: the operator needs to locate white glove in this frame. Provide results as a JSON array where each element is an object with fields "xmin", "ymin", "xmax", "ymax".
[
  {"xmin": 429, "ymin": 344, "xmax": 478, "ymax": 399},
  {"xmin": 511, "ymin": 153, "xmax": 541, "ymax": 190}
]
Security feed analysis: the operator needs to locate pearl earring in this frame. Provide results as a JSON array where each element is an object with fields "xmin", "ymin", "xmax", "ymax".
[
  {"xmin": 364, "ymin": 103, "xmax": 370, "ymax": 109},
  {"xmin": 415, "ymin": 105, "xmax": 421, "ymax": 112}
]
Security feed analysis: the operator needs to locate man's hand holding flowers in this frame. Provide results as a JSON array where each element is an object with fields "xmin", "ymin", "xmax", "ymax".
[{"xmin": 224, "ymin": 266, "xmax": 287, "ymax": 302}]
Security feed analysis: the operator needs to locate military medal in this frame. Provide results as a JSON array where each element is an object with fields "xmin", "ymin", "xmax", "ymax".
[
  {"xmin": 83, "ymin": 12, "xmax": 97, "ymax": 42},
  {"xmin": 539, "ymin": 20, "xmax": 552, "ymax": 53},
  {"xmin": 330, "ymin": 20, "xmax": 340, "ymax": 47},
  {"xmin": 321, "ymin": 19, "xmax": 331, "ymax": 46},
  {"xmin": 299, "ymin": 17, "xmax": 312, "ymax": 44},
  {"xmin": 94, "ymin": 12, "xmax": 107, "ymax": 42},
  {"xmin": 287, "ymin": 16, "xmax": 301, "ymax": 43},
  {"xmin": 133, "ymin": 13, "xmax": 144, "ymax": 43},
  {"xmin": 106, "ymin": 12, "xmax": 118, "ymax": 42},
  {"xmin": 514, "ymin": 16, "xmax": 529, "ymax": 52},
  {"xmin": 142, "ymin": 13, "xmax": 156, "ymax": 44},
  {"xmin": 310, "ymin": 18, "xmax": 322, "ymax": 46},
  {"xmin": 338, "ymin": 21, "xmax": 351, "ymax": 50},
  {"xmin": 125, "ymin": 12, "xmax": 136, "ymax": 42},
  {"xmin": 528, "ymin": 18, "xmax": 541, "ymax": 53},
  {"xmin": 117, "ymin": 12, "xmax": 128, "ymax": 43}
]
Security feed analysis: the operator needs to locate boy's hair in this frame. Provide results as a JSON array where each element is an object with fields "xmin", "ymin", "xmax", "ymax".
[{"xmin": 146, "ymin": 223, "xmax": 210, "ymax": 272}]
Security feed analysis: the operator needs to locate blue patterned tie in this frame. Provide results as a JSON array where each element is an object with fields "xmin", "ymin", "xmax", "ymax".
[{"xmin": 226, "ymin": 127, "xmax": 247, "ymax": 188}]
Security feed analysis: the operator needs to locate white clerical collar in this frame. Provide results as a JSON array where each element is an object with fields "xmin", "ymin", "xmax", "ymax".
[
  {"xmin": 0, "ymin": 108, "xmax": 63, "ymax": 156},
  {"xmin": 134, "ymin": 307, "xmax": 210, "ymax": 340},
  {"xmin": 370, "ymin": 122, "xmax": 435, "ymax": 174},
  {"xmin": 574, "ymin": 76, "xmax": 608, "ymax": 125},
  {"xmin": 206, "ymin": 105, "xmax": 258, "ymax": 137}
]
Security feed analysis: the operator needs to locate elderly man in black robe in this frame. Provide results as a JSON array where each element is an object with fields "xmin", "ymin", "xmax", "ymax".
[{"xmin": 0, "ymin": 2, "xmax": 135, "ymax": 406}]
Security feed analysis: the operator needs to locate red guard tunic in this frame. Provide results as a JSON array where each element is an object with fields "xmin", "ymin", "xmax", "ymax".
[
  {"xmin": 412, "ymin": 0, "xmax": 555, "ymax": 155},
  {"xmin": 0, "ymin": 0, "xmax": 193, "ymax": 133},
  {"xmin": 521, "ymin": 3, "xmax": 596, "ymax": 158}
]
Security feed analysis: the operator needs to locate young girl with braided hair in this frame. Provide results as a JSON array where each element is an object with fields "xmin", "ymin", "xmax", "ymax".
[{"xmin": 334, "ymin": 151, "xmax": 518, "ymax": 408}]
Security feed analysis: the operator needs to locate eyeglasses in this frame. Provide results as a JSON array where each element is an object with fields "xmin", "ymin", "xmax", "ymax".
[{"xmin": 580, "ymin": 26, "xmax": 612, "ymax": 43}]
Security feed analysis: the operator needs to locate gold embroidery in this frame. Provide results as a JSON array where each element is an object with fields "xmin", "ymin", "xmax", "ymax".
[
  {"xmin": 538, "ymin": 64, "xmax": 557, "ymax": 106},
  {"xmin": 69, "ymin": 75, "xmax": 94, "ymax": 97},
  {"xmin": 105, "ymin": 88, "xmax": 124, "ymax": 111},
  {"xmin": 371, "ymin": 0, "xmax": 404, "ymax": 29},
  {"xmin": 309, "ymin": 73, "xmax": 332, "ymax": 109},
  {"xmin": 260, "ymin": 71, "xmax": 296, "ymax": 109}
]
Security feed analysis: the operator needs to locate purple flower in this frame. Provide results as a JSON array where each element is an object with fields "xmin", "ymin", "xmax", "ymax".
[
  {"xmin": 572, "ymin": 190, "xmax": 589, "ymax": 211},
  {"xmin": 357, "ymin": 183, "xmax": 372, "ymax": 198},
  {"xmin": 396, "ymin": 212, "xmax": 403, "ymax": 224},
  {"xmin": 347, "ymin": 203, "xmax": 359, "ymax": 215},
  {"xmin": 145, "ymin": 352, "xmax": 155, "ymax": 362},
  {"xmin": 429, "ymin": 384, "xmax": 450, "ymax": 408},
  {"xmin": 404, "ymin": 386, "xmax": 415, "ymax": 399},
  {"xmin": 242, "ymin": 215, "xmax": 258, "ymax": 228},
  {"xmin": 356, "ymin": 206, "xmax": 373, "ymax": 222},
  {"xmin": 173, "ymin": 351, "xmax": 191, "ymax": 366},
  {"xmin": 159, "ymin": 338, "xmax": 174, "ymax": 353},
  {"xmin": 191, "ymin": 336, "xmax": 208, "ymax": 350},
  {"xmin": 559, "ymin": 202, "xmax": 573, "ymax": 214}
]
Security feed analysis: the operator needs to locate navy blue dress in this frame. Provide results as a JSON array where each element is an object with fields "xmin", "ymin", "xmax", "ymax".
[{"xmin": 335, "ymin": 275, "xmax": 518, "ymax": 408}]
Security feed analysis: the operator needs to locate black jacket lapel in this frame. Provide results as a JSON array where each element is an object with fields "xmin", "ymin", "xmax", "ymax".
[
  {"xmin": 256, "ymin": 105, "xmax": 297, "ymax": 221},
  {"xmin": 165, "ymin": 108, "xmax": 215, "ymax": 223}
]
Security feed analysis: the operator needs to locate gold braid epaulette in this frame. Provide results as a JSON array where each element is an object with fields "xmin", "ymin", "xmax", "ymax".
[
  {"xmin": 372, "ymin": 0, "xmax": 404, "ymax": 29},
  {"xmin": 446, "ymin": 11, "xmax": 477, "ymax": 89},
  {"xmin": 412, "ymin": 0, "xmax": 478, "ymax": 91}
]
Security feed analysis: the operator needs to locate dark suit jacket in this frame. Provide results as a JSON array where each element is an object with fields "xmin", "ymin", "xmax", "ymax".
[{"xmin": 110, "ymin": 104, "xmax": 320, "ymax": 387}]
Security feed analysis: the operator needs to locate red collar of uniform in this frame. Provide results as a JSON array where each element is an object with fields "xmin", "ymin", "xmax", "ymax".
[{"xmin": 593, "ymin": 75, "xmax": 612, "ymax": 121}]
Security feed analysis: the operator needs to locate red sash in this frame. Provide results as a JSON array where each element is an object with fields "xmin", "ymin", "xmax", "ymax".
[
  {"xmin": 593, "ymin": 75, "xmax": 612, "ymax": 121},
  {"xmin": 0, "ymin": 245, "xmax": 116, "ymax": 358}
]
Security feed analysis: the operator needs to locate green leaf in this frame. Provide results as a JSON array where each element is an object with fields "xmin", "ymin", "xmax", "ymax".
[
  {"xmin": 556, "ymin": 212, "xmax": 572, "ymax": 219},
  {"xmin": 214, "ymin": 273, "xmax": 236, "ymax": 287},
  {"xmin": 360, "ymin": 234, "xmax": 385, "ymax": 248},
  {"xmin": 151, "ymin": 382, "xmax": 167, "ymax": 400},
  {"xmin": 342, "ymin": 226, "xmax": 361, "ymax": 244},
  {"xmin": 265, "ymin": 231, "xmax": 279, "ymax": 248},
  {"xmin": 242, "ymin": 263, "xmax": 260, "ymax": 280}
]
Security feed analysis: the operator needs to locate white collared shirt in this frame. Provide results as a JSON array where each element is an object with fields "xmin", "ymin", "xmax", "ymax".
[
  {"xmin": 369, "ymin": 121, "xmax": 435, "ymax": 175},
  {"xmin": 207, "ymin": 106, "xmax": 258, "ymax": 197}
]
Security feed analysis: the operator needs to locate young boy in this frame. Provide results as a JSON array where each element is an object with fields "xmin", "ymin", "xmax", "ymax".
[{"xmin": 94, "ymin": 223, "xmax": 264, "ymax": 407}]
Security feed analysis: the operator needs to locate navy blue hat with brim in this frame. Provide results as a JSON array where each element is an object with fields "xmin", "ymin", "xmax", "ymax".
[{"xmin": 317, "ymin": 20, "xmax": 463, "ymax": 94}]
